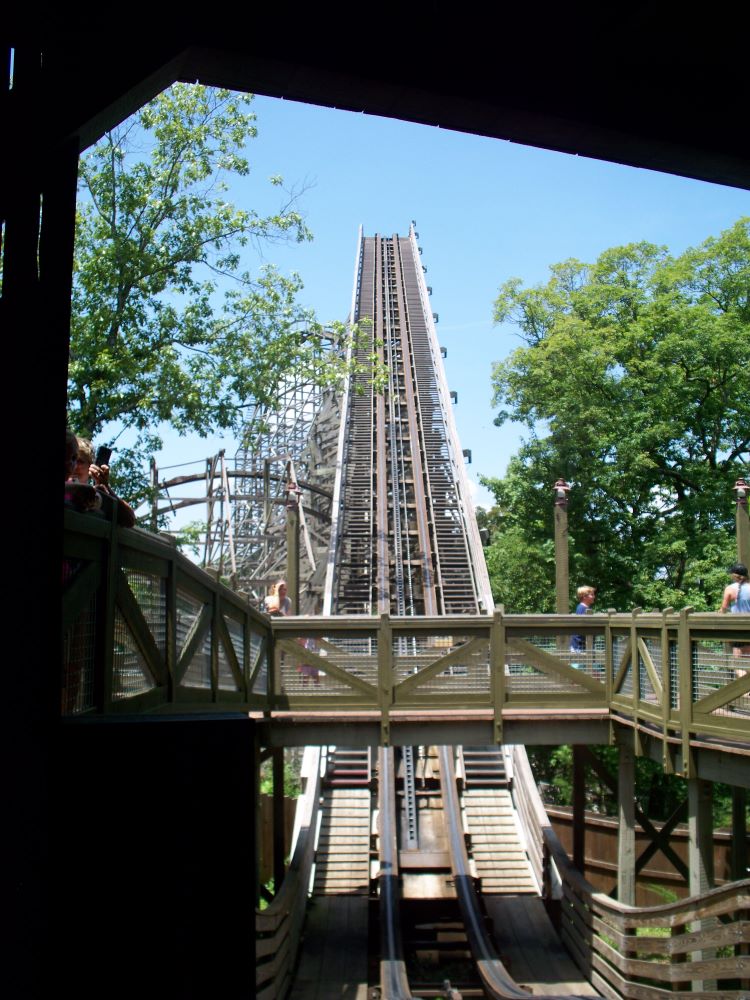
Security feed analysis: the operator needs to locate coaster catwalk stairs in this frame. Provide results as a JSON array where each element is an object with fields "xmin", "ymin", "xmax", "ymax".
[
  {"xmin": 312, "ymin": 749, "xmax": 373, "ymax": 895},
  {"xmin": 460, "ymin": 747, "xmax": 538, "ymax": 896}
]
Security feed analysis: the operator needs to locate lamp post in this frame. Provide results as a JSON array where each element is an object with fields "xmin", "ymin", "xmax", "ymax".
[
  {"xmin": 730, "ymin": 478, "xmax": 749, "ymax": 882},
  {"xmin": 285, "ymin": 474, "xmax": 302, "ymax": 613},
  {"xmin": 553, "ymin": 479, "xmax": 571, "ymax": 615},
  {"xmin": 733, "ymin": 478, "xmax": 750, "ymax": 570},
  {"xmin": 554, "ymin": 478, "xmax": 585, "ymax": 872}
]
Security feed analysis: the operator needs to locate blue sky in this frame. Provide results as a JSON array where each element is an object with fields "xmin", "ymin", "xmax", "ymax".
[{"xmin": 144, "ymin": 92, "xmax": 750, "ymax": 515}]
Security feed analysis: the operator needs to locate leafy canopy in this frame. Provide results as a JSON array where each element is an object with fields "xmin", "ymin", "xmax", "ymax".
[
  {"xmin": 68, "ymin": 84, "xmax": 368, "ymax": 502},
  {"xmin": 482, "ymin": 219, "xmax": 750, "ymax": 612}
]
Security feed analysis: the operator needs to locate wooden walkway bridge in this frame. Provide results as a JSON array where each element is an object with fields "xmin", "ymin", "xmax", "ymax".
[{"xmin": 59, "ymin": 224, "xmax": 749, "ymax": 997}]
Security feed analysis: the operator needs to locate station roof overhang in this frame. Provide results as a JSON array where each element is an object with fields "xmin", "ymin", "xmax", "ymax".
[{"xmin": 6, "ymin": 16, "xmax": 750, "ymax": 191}]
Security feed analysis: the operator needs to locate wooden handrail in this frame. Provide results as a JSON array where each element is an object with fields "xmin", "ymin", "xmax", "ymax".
[
  {"xmin": 63, "ymin": 514, "xmax": 750, "ymax": 757},
  {"xmin": 255, "ymin": 747, "xmax": 322, "ymax": 1000}
]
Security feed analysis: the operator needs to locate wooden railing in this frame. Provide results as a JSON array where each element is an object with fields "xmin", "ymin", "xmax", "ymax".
[
  {"xmin": 62, "ymin": 515, "xmax": 750, "ymax": 998},
  {"xmin": 553, "ymin": 850, "xmax": 749, "ymax": 998},
  {"xmin": 270, "ymin": 611, "xmax": 749, "ymax": 754},
  {"xmin": 63, "ymin": 508, "xmax": 271, "ymax": 715},
  {"xmin": 509, "ymin": 746, "xmax": 750, "ymax": 998},
  {"xmin": 256, "ymin": 747, "xmax": 322, "ymax": 1000},
  {"xmin": 63, "ymin": 513, "xmax": 750, "ymax": 759}
]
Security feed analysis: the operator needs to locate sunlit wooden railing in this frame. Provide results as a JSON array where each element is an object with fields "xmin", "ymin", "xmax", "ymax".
[
  {"xmin": 270, "ymin": 611, "xmax": 749, "ymax": 754},
  {"xmin": 509, "ymin": 745, "xmax": 750, "ymax": 998},
  {"xmin": 63, "ymin": 508, "xmax": 271, "ymax": 715},
  {"xmin": 63, "ymin": 511, "xmax": 750, "ymax": 757},
  {"xmin": 255, "ymin": 747, "xmax": 322, "ymax": 1000},
  {"xmin": 553, "ymin": 851, "xmax": 750, "ymax": 998}
]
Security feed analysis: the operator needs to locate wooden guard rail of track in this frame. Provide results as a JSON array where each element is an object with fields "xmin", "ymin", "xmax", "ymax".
[
  {"xmin": 511, "ymin": 745, "xmax": 750, "ymax": 999},
  {"xmin": 256, "ymin": 747, "xmax": 322, "ymax": 1000},
  {"xmin": 63, "ymin": 512, "xmax": 750, "ymax": 764}
]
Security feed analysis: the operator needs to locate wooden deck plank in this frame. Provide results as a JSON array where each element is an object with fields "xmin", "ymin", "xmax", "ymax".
[
  {"xmin": 289, "ymin": 895, "xmax": 370, "ymax": 999},
  {"xmin": 485, "ymin": 895, "xmax": 598, "ymax": 995}
]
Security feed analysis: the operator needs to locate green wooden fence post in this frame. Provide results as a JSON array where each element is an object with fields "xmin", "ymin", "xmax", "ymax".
[
  {"xmin": 678, "ymin": 607, "xmax": 695, "ymax": 778},
  {"xmin": 490, "ymin": 608, "xmax": 505, "ymax": 744},
  {"xmin": 661, "ymin": 607, "xmax": 674, "ymax": 773},
  {"xmin": 101, "ymin": 513, "xmax": 119, "ymax": 712},
  {"xmin": 630, "ymin": 607, "xmax": 642, "ymax": 755}
]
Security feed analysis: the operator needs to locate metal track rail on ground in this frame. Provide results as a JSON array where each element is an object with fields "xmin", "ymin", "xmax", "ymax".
[
  {"xmin": 439, "ymin": 746, "xmax": 594, "ymax": 1000},
  {"xmin": 378, "ymin": 747, "xmax": 416, "ymax": 1000}
]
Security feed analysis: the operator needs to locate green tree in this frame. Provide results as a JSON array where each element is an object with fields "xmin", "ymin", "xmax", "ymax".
[
  {"xmin": 484, "ymin": 219, "xmax": 750, "ymax": 612},
  {"xmin": 68, "ymin": 84, "xmax": 360, "ymax": 504},
  {"xmin": 527, "ymin": 745, "xmax": 737, "ymax": 827}
]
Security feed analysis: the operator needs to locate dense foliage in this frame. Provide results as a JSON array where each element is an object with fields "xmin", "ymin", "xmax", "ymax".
[
  {"xmin": 481, "ymin": 219, "xmax": 750, "ymax": 612},
  {"xmin": 527, "ymin": 745, "xmax": 736, "ymax": 828},
  {"xmin": 68, "ymin": 84, "xmax": 366, "ymax": 504}
]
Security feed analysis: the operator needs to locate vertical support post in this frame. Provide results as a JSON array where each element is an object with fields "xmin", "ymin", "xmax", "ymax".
[
  {"xmin": 263, "ymin": 458, "xmax": 271, "ymax": 573},
  {"xmin": 678, "ymin": 608, "xmax": 695, "ymax": 777},
  {"xmin": 553, "ymin": 480, "xmax": 570, "ymax": 615},
  {"xmin": 7, "ymin": 52, "xmax": 79, "ymax": 996},
  {"xmin": 272, "ymin": 747, "xmax": 286, "ymax": 894},
  {"xmin": 378, "ymin": 613, "xmax": 392, "ymax": 745},
  {"xmin": 604, "ymin": 610, "xmax": 614, "ymax": 706},
  {"xmin": 734, "ymin": 479, "xmax": 750, "ymax": 570},
  {"xmin": 661, "ymin": 608, "xmax": 674, "ymax": 773},
  {"xmin": 617, "ymin": 730, "xmax": 636, "ymax": 905},
  {"xmin": 166, "ymin": 553, "xmax": 177, "ymax": 704},
  {"xmin": 100, "ymin": 511, "xmax": 119, "ymax": 712},
  {"xmin": 39, "ymin": 131, "xmax": 79, "ymax": 713},
  {"xmin": 688, "ymin": 776, "xmax": 715, "ymax": 989},
  {"xmin": 688, "ymin": 777, "xmax": 714, "ymax": 893},
  {"xmin": 286, "ymin": 481, "xmax": 300, "ymax": 613},
  {"xmin": 272, "ymin": 624, "xmax": 283, "ymax": 701},
  {"xmin": 731, "ymin": 788, "xmax": 748, "ymax": 881},
  {"xmin": 254, "ymin": 732, "xmax": 263, "ymax": 907},
  {"xmin": 490, "ymin": 608, "xmax": 505, "ymax": 744},
  {"xmin": 572, "ymin": 746, "xmax": 585, "ymax": 873},
  {"xmin": 630, "ymin": 608, "xmax": 643, "ymax": 756},
  {"xmin": 150, "ymin": 458, "xmax": 159, "ymax": 532},
  {"xmin": 203, "ymin": 456, "xmax": 215, "ymax": 569},
  {"xmin": 211, "ymin": 591, "xmax": 220, "ymax": 699}
]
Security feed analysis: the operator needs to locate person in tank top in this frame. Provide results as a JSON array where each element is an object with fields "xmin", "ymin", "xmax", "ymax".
[{"xmin": 719, "ymin": 562, "xmax": 750, "ymax": 666}]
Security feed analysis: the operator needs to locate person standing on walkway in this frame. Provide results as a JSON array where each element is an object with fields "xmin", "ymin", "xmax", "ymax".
[
  {"xmin": 719, "ymin": 563, "xmax": 750, "ymax": 664},
  {"xmin": 265, "ymin": 579, "xmax": 292, "ymax": 616},
  {"xmin": 570, "ymin": 585, "xmax": 596, "ymax": 658}
]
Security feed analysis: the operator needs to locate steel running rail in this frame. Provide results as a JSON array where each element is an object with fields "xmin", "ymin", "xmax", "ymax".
[
  {"xmin": 438, "ymin": 746, "xmax": 593, "ymax": 1000},
  {"xmin": 378, "ymin": 747, "xmax": 416, "ymax": 1000}
]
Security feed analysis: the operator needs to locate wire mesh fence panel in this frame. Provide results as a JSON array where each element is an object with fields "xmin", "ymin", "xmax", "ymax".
[
  {"xmin": 693, "ymin": 640, "xmax": 750, "ymax": 718},
  {"xmin": 123, "ymin": 569, "xmax": 166, "ymax": 657},
  {"xmin": 279, "ymin": 634, "xmax": 378, "ymax": 696},
  {"xmin": 217, "ymin": 642, "xmax": 238, "ymax": 692},
  {"xmin": 224, "ymin": 615, "xmax": 245, "ymax": 665},
  {"xmin": 113, "ymin": 608, "xmax": 157, "ymax": 700},
  {"xmin": 669, "ymin": 642, "xmax": 680, "ymax": 709},
  {"xmin": 612, "ymin": 634, "xmax": 633, "ymax": 696},
  {"xmin": 506, "ymin": 635, "xmax": 605, "ymax": 694},
  {"xmin": 220, "ymin": 615, "xmax": 245, "ymax": 692},
  {"xmin": 318, "ymin": 635, "xmax": 378, "ymax": 685},
  {"xmin": 637, "ymin": 636, "xmax": 662, "ymax": 704},
  {"xmin": 175, "ymin": 587, "xmax": 212, "ymax": 689},
  {"xmin": 175, "ymin": 589, "xmax": 205, "ymax": 660},
  {"xmin": 250, "ymin": 629, "xmax": 268, "ymax": 695},
  {"xmin": 62, "ymin": 590, "xmax": 97, "ymax": 714},
  {"xmin": 181, "ymin": 631, "xmax": 212, "ymax": 689},
  {"xmin": 393, "ymin": 634, "xmax": 491, "ymax": 694}
]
